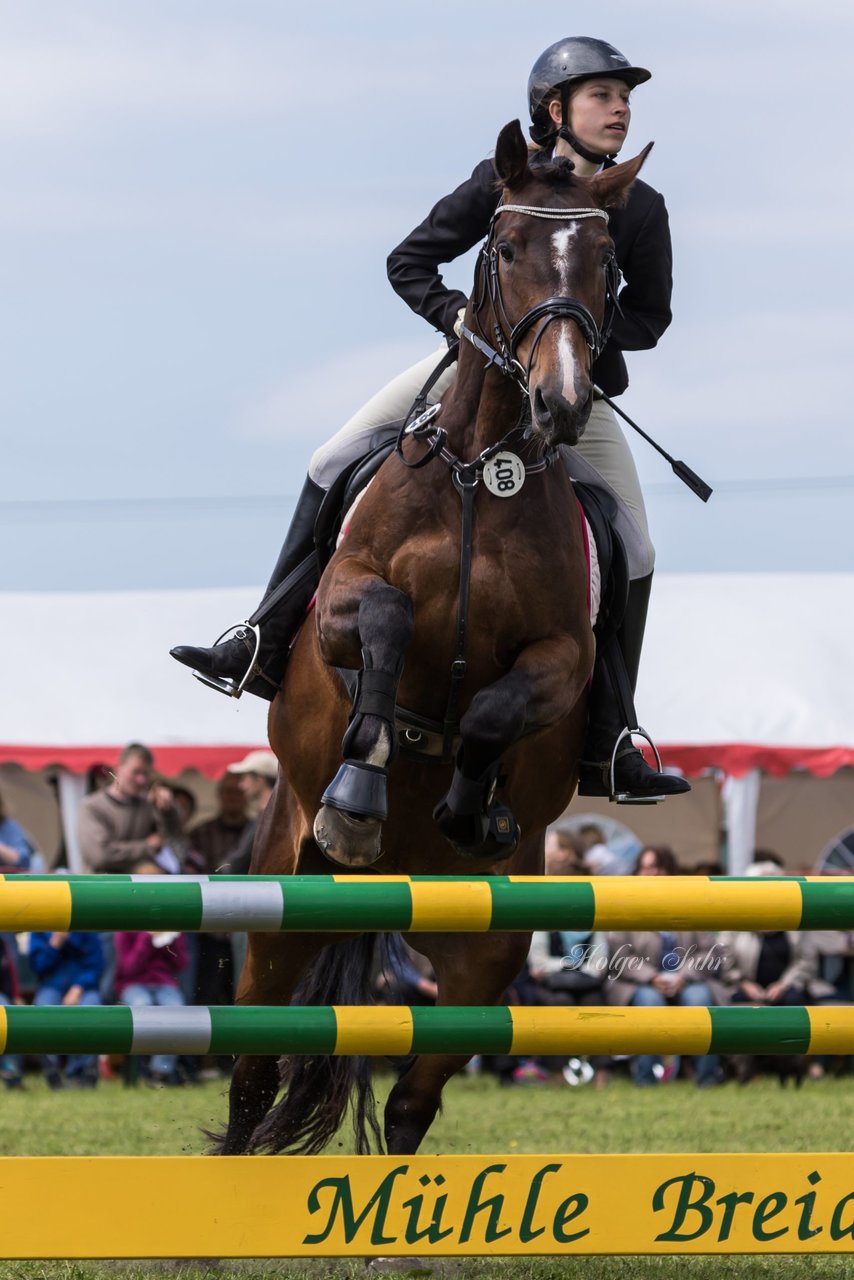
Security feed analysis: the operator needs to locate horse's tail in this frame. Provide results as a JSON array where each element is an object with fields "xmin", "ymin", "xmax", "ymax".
[{"xmin": 245, "ymin": 933, "xmax": 387, "ymax": 1155}]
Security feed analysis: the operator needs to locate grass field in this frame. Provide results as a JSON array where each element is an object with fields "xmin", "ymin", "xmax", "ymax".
[{"xmin": 0, "ymin": 1069, "xmax": 851, "ymax": 1279}]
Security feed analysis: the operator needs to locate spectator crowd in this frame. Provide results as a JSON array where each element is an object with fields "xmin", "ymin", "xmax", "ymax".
[
  {"xmin": 375, "ymin": 827, "xmax": 854, "ymax": 1090},
  {"xmin": 0, "ymin": 743, "xmax": 278, "ymax": 1090},
  {"xmin": 1, "ymin": 750, "xmax": 853, "ymax": 1094}
]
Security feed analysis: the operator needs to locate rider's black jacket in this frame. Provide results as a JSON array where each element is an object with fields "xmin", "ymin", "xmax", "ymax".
[{"xmin": 387, "ymin": 154, "xmax": 672, "ymax": 398}]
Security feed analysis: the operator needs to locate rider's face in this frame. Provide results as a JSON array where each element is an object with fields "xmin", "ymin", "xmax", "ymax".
[{"xmin": 551, "ymin": 78, "xmax": 632, "ymax": 155}]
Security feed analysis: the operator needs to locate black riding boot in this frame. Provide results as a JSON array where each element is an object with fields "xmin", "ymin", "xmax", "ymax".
[
  {"xmin": 577, "ymin": 573, "xmax": 691, "ymax": 803},
  {"xmin": 170, "ymin": 476, "xmax": 325, "ymax": 701}
]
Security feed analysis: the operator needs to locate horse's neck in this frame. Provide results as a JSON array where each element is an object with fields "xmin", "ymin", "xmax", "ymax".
[{"xmin": 440, "ymin": 345, "xmax": 525, "ymax": 458}]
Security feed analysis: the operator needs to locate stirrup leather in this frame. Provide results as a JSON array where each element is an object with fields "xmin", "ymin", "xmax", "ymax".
[{"xmin": 190, "ymin": 622, "xmax": 275, "ymax": 700}]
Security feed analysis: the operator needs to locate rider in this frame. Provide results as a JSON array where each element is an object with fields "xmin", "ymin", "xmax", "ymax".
[{"xmin": 171, "ymin": 36, "xmax": 690, "ymax": 804}]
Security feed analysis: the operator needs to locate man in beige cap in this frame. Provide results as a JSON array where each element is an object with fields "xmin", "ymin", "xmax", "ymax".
[{"xmin": 218, "ymin": 750, "xmax": 278, "ymax": 875}]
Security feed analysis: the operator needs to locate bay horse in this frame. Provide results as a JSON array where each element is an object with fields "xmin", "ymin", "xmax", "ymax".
[{"xmin": 216, "ymin": 121, "xmax": 650, "ymax": 1158}]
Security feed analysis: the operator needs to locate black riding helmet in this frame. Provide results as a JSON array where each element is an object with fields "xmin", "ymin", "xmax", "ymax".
[{"xmin": 528, "ymin": 37, "xmax": 651, "ymax": 162}]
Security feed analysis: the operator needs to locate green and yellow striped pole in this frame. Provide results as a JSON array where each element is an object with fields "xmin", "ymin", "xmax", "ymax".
[
  {"xmin": 1, "ymin": 874, "xmax": 852, "ymax": 932},
  {"xmin": 0, "ymin": 1004, "xmax": 852, "ymax": 1057}
]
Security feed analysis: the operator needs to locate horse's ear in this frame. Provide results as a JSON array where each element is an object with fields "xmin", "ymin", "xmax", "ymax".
[
  {"xmin": 494, "ymin": 120, "xmax": 530, "ymax": 190},
  {"xmin": 587, "ymin": 142, "xmax": 654, "ymax": 209}
]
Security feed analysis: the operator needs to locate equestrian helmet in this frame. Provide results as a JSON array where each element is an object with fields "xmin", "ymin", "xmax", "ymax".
[{"xmin": 528, "ymin": 37, "xmax": 651, "ymax": 133}]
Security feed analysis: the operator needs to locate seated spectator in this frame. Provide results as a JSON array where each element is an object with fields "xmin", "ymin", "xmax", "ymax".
[
  {"xmin": 512, "ymin": 836, "xmax": 609, "ymax": 1085},
  {"xmin": 0, "ymin": 934, "xmax": 23, "ymax": 1088},
  {"xmin": 633, "ymin": 844, "xmax": 679, "ymax": 876},
  {"xmin": 190, "ymin": 773, "xmax": 251, "ymax": 875},
  {"xmin": 607, "ymin": 846, "xmax": 723, "ymax": 1087},
  {"xmin": 114, "ymin": 861, "xmax": 188, "ymax": 1086},
  {"xmin": 0, "ymin": 786, "xmax": 35, "ymax": 872},
  {"xmin": 153, "ymin": 783, "xmax": 200, "ymax": 875},
  {"xmin": 29, "ymin": 930, "xmax": 104, "ymax": 1089},
  {"xmin": 812, "ymin": 924, "xmax": 854, "ymax": 1003},
  {"xmin": 543, "ymin": 827, "xmax": 587, "ymax": 875},
  {"xmin": 718, "ymin": 861, "xmax": 836, "ymax": 1007},
  {"xmin": 576, "ymin": 823, "xmax": 623, "ymax": 875}
]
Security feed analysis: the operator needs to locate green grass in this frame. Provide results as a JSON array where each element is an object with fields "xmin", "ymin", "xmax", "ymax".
[{"xmin": 0, "ymin": 1070, "xmax": 851, "ymax": 1279}]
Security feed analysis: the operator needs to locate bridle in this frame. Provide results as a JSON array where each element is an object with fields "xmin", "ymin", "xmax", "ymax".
[{"xmin": 460, "ymin": 201, "xmax": 622, "ymax": 392}]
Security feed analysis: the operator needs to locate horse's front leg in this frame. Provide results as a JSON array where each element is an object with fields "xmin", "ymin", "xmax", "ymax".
[
  {"xmin": 434, "ymin": 634, "xmax": 591, "ymax": 859},
  {"xmin": 313, "ymin": 562, "xmax": 414, "ymax": 867}
]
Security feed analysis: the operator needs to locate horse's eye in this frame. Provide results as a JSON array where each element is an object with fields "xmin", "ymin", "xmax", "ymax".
[{"xmin": 498, "ymin": 243, "xmax": 515, "ymax": 264}]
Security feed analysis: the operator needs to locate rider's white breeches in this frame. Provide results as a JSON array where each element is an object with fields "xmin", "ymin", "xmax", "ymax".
[{"xmin": 308, "ymin": 343, "xmax": 654, "ymax": 579}]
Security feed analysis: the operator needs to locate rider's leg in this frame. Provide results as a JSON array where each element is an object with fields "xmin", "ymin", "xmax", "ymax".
[
  {"xmin": 170, "ymin": 474, "xmax": 326, "ymax": 700},
  {"xmin": 170, "ymin": 345, "xmax": 456, "ymax": 700},
  {"xmin": 569, "ymin": 397, "xmax": 690, "ymax": 800}
]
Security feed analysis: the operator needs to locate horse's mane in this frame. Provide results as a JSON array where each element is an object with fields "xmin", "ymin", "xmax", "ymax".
[
  {"xmin": 527, "ymin": 151, "xmax": 580, "ymax": 186},
  {"xmin": 495, "ymin": 149, "xmax": 584, "ymax": 196}
]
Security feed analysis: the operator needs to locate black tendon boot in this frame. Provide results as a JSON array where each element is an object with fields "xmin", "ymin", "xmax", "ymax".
[
  {"xmin": 170, "ymin": 476, "xmax": 325, "ymax": 701},
  {"xmin": 578, "ymin": 574, "xmax": 691, "ymax": 803}
]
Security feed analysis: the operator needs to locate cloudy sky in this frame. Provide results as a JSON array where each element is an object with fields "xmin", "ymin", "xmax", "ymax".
[{"xmin": 4, "ymin": 0, "xmax": 853, "ymax": 592}]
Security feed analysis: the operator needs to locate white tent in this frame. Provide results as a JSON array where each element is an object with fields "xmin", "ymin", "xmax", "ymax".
[{"xmin": 2, "ymin": 574, "xmax": 852, "ymax": 871}]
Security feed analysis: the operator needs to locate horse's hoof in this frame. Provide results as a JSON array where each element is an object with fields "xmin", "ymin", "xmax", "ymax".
[
  {"xmin": 448, "ymin": 831, "xmax": 520, "ymax": 862},
  {"xmin": 313, "ymin": 804, "xmax": 383, "ymax": 867},
  {"xmin": 433, "ymin": 801, "xmax": 519, "ymax": 862}
]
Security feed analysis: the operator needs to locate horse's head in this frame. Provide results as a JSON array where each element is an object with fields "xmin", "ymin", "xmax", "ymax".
[{"xmin": 481, "ymin": 120, "xmax": 652, "ymax": 446}]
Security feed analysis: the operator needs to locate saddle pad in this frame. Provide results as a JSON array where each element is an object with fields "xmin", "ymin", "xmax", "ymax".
[
  {"xmin": 336, "ymin": 480, "xmax": 374, "ymax": 548},
  {"xmin": 338, "ymin": 482, "xmax": 600, "ymax": 625},
  {"xmin": 582, "ymin": 510, "xmax": 601, "ymax": 626}
]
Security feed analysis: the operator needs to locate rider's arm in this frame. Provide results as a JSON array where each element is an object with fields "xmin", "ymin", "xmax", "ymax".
[
  {"xmin": 608, "ymin": 182, "xmax": 673, "ymax": 353},
  {"xmin": 386, "ymin": 158, "xmax": 500, "ymax": 338}
]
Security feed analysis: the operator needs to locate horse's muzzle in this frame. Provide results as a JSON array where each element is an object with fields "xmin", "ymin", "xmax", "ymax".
[{"xmin": 531, "ymin": 382, "xmax": 593, "ymax": 447}]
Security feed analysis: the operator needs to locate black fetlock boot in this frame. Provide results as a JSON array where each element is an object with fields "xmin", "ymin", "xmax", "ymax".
[
  {"xmin": 170, "ymin": 476, "xmax": 325, "ymax": 701},
  {"xmin": 577, "ymin": 573, "xmax": 691, "ymax": 803}
]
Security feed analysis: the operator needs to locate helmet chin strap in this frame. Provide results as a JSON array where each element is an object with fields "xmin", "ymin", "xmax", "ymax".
[{"xmin": 558, "ymin": 82, "xmax": 614, "ymax": 166}]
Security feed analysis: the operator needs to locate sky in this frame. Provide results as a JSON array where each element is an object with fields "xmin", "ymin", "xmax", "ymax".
[{"xmin": 3, "ymin": 0, "xmax": 854, "ymax": 592}]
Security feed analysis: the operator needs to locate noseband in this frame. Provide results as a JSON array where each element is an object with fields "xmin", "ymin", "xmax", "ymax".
[{"xmin": 462, "ymin": 203, "xmax": 621, "ymax": 391}]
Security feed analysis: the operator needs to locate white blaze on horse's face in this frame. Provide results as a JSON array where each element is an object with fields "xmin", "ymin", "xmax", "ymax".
[{"xmin": 551, "ymin": 224, "xmax": 580, "ymax": 407}]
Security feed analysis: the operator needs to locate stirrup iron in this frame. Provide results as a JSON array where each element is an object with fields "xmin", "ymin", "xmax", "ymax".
[
  {"xmin": 610, "ymin": 725, "xmax": 665, "ymax": 806},
  {"xmin": 191, "ymin": 622, "xmax": 261, "ymax": 700}
]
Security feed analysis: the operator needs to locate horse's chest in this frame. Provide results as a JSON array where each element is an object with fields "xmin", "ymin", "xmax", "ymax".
[{"xmin": 397, "ymin": 522, "xmax": 583, "ymax": 642}]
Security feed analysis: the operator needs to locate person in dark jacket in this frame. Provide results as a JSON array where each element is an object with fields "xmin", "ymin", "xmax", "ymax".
[
  {"xmin": 29, "ymin": 930, "xmax": 104, "ymax": 1088},
  {"xmin": 172, "ymin": 37, "xmax": 688, "ymax": 804}
]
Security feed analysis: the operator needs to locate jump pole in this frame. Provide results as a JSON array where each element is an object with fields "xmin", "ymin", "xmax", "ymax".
[
  {"xmin": 2, "ymin": 874, "xmax": 853, "ymax": 932},
  {"xmin": 2, "ymin": 1003, "xmax": 853, "ymax": 1057}
]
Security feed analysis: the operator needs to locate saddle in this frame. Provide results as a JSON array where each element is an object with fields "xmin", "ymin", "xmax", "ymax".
[{"xmin": 312, "ymin": 439, "xmax": 631, "ymax": 763}]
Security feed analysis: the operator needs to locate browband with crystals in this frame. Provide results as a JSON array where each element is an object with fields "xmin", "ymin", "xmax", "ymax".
[{"xmin": 495, "ymin": 204, "xmax": 609, "ymax": 222}]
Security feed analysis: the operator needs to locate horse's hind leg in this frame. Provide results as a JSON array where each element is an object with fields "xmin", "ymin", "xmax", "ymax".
[
  {"xmin": 384, "ymin": 1053, "xmax": 469, "ymax": 1155},
  {"xmin": 218, "ymin": 1054, "xmax": 280, "ymax": 1155},
  {"xmin": 214, "ymin": 932, "xmax": 328, "ymax": 1154},
  {"xmin": 383, "ymin": 932, "xmax": 531, "ymax": 1155},
  {"xmin": 435, "ymin": 635, "xmax": 590, "ymax": 859},
  {"xmin": 314, "ymin": 573, "xmax": 413, "ymax": 867}
]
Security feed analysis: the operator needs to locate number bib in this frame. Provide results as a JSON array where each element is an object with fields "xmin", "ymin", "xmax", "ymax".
[{"xmin": 482, "ymin": 451, "xmax": 525, "ymax": 498}]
